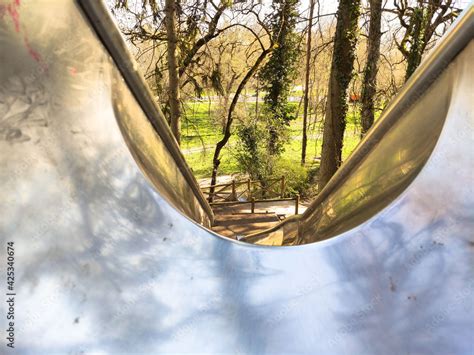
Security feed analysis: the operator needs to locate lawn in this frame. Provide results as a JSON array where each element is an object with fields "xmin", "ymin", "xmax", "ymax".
[{"xmin": 181, "ymin": 99, "xmax": 363, "ymax": 180}]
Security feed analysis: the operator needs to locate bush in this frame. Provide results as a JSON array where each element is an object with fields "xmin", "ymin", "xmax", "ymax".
[
  {"xmin": 273, "ymin": 158, "xmax": 309, "ymax": 197},
  {"xmin": 234, "ymin": 124, "xmax": 275, "ymax": 181},
  {"xmin": 304, "ymin": 164, "xmax": 320, "ymax": 197},
  {"xmin": 234, "ymin": 118, "xmax": 321, "ymax": 199}
]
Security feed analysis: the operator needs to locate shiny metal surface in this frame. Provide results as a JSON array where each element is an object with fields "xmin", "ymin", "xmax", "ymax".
[{"xmin": 0, "ymin": 1, "xmax": 473, "ymax": 354}]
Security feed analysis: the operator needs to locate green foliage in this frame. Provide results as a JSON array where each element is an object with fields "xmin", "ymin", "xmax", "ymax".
[
  {"xmin": 234, "ymin": 124, "xmax": 274, "ymax": 181},
  {"xmin": 273, "ymin": 158, "xmax": 309, "ymax": 196},
  {"xmin": 233, "ymin": 115, "xmax": 328, "ymax": 197},
  {"xmin": 153, "ymin": 64, "xmax": 164, "ymax": 97},
  {"xmin": 262, "ymin": 103, "xmax": 297, "ymax": 155},
  {"xmin": 234, "ymin": 101, "xmax": 299, "ymax": 181},
  {"xmin": 259, "ymin": 0, "xmax": 300, "ymax": 156},
  {"xmin": 234, "ymin": 124, "xmax": 313, "ymax": 197},
  {"xmin": 202, "ymin": 65, "xmax": 225, "ymax": 96},
  {"xmin": 181, "ymin": 100, "xmax": 363, "ymax": 200},
  {"xmin": 304, "ymin": 164, "xmax": 321, "ymax": 197}
]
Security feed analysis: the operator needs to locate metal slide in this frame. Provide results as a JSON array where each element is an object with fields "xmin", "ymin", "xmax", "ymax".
[{"xmin": 0, "ymin": 0, "xmax": 472, "ymax": 354}]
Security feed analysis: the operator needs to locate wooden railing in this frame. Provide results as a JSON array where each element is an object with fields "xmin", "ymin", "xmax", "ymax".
[
  {"xmin": 209, "ymin": 195, "xmax": 301, "ymax": 216},
  {"xmin": 201, "ymin": 176, "xmax": 301, "ymax": 216},
  {"xmin": 201, "ymin": 176, "xmax": 286, "ymax": 203}
]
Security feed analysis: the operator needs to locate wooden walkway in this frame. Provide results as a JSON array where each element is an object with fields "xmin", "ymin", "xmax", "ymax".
[
  {"xmin": 211, "ymin": 212, "xmax": 281, "ymax": 239},
  {"xmin": 203, "ymin": 177, "xmax": 306, "ymax": 239}
]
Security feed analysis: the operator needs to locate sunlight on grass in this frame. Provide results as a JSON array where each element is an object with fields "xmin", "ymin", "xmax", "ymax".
[{"xmin": 182, "ymin": 100, "xmax": 363, "ymax": 179}]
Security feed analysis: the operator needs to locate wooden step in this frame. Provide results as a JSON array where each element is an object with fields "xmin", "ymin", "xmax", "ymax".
[{"xmin": 212, "ymin": 213, "xmax": 280, "ymax": 239}]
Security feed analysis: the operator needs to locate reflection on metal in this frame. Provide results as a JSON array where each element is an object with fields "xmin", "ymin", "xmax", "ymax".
[{"xmin": 0, "ymin": 0, "xmax": 472, "ymax": 354}]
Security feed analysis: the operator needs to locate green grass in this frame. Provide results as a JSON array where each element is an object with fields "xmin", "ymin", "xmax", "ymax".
[
  {"xmin": 182, "ymin": 99, "xmax": 363, "ymax": 180},
  {"xmin": 181, "ymin": 101, "xmax": 222, "ymax": 150}
]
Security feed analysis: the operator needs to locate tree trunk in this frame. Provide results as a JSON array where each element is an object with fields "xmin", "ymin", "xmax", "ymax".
[
  {"xmin": 404, "ymin": 8, "xmax": 424, "ymax": 81},
  {"xmin": 255, "ymin": 79, "xmax": 259, "ymax": 119},
  {"xmin": 301, "ymin": 0, "xmax": 315, "ymax": 165},
  {"xmin": 165, "ymin": 0, "xmax": 181, "ymax": 145},
  {"xmin": 209, "ymin": 48, "xmax": 272, "ymax": 201},
  {"xmin": 360, "ymin": 0, "xmax": 382, "ymax": 136},
  {"xmin": 319, "ymin": 0, "xmax": 360, "ymax": 190}
]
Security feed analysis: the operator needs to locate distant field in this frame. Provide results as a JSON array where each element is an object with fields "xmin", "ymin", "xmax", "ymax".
[{"xmin": 181, "ymin": 99, "xmax": 363, "ymax": 179}]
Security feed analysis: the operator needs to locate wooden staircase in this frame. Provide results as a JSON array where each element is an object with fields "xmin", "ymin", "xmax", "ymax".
[
  {"xmin": 201, "ymin": 176, "xmax": 303, "ymax": 239},
  {"xmin": 211, "ymin": 212, "xmax": 281, "ymax": 239}
]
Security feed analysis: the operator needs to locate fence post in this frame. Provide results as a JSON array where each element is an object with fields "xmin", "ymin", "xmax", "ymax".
[
  {"xmin": 247, "ymin": 178, "xmax": 252, "ymax": 200},
  {"xmin": 295, "ymin": 194, "xmax": 300, "ymax": 215},
  {"xmin": 280, "ymin": 175, "xmax": 286, "ymax": 198},
  {"xmin": 208, "ymin": 187, "xmax": 213, "ymax": 203},
  {"xmin": 251, "ymin": 197, "xmax": 255, "ymax": 213},
  {"xmin": 231, "ymin": 179, "xmax": 236, "ymax": 201}
]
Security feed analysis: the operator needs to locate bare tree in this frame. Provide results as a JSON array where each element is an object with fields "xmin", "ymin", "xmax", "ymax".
[
  {"xmin": 209, "ymin": 46, "xmax": 274, "ymax": 201},
  {"xmin": 110, "ymin": 0, "xmax": 248, "ymax": 140}
]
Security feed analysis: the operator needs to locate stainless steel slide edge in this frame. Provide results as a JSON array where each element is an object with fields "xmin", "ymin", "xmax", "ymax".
[
  {"xmin": 80, "ymin": 0, "xmax": 214, "ymax": 227},
  {"xmin": 0, "ymin": 1, "xmax": 473, "ymax": 354}
]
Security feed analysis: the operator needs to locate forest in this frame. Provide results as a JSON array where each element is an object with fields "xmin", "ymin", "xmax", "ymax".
[{"xmin": 108, "ymin": 0, "xmax": 465, "ymax": 199}]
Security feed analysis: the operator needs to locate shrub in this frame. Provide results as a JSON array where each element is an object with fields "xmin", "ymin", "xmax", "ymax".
[
  {"xmin": 234, "ymin": 123, "xmax": 275, "ymax": 181},
  {"xmin": 273, "ymin": 158, "xmax": 309, "ymax": 197}
]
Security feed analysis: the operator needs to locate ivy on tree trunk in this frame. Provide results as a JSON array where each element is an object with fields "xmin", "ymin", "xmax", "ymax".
[
  {"xmin": 165, "ymin": 0, "xmax": 181, "ymax": 145},
  {"xmin": 319, "ymin": 0, "xmax": 361, "ymax": 190},
  {"xmin": 301, "ymin": 0, "xmax": 315, "ymax": 165},
  {"xmin": 360, "ymin": 0, "xmax": 382, "ymax": 136}
]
